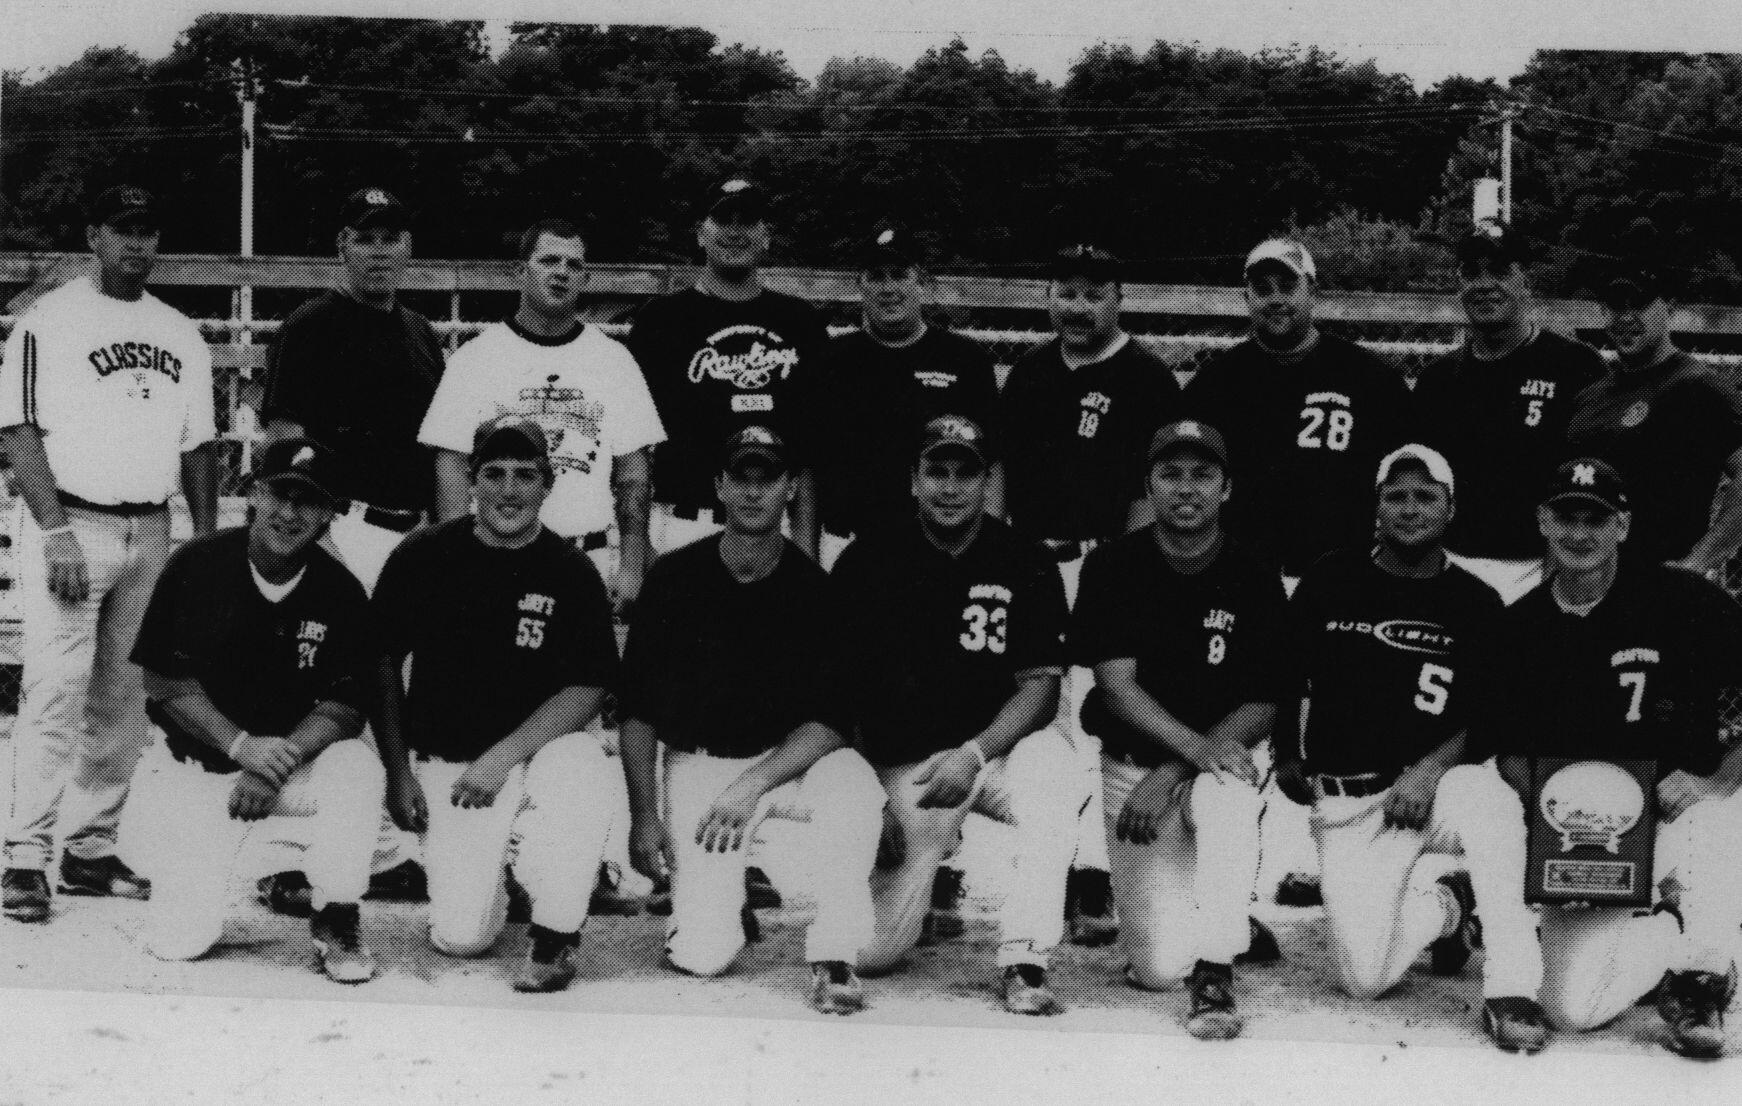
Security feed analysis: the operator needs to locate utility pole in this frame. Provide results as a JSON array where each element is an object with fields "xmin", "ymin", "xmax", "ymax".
[
  {"xmin": 232, "ymin": 58, "xmax": 262, "ymax": 464},
  {"xmin": 1500, "ymin": 100, "xmax": 1517, "ymax": 225}
]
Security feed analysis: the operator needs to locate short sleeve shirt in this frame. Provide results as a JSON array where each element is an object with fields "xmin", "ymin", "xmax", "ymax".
[
  {"xmin": 619, "ymin": 536, "xmax": 846, "ymax": 756},
  {"xmin": 1071, "ymin": 533, "xmax": 1290, "ymax": 768},
  {"xmin": 261, "ymin": 290, "xmax": 445, "ymax": 511},
  {"xmin": 418, "ymin": 319, "xmax": 666, "ymax": 538},
  {"xmin": 372, "ymin": 519, "xmax": 619, "ymax": 763},
  {"xmin": 1566, "ymin": 352, "xmax": 1742, "ymax": 566},
  {"xmin": 130, "ymin": 529, "xmax": 374, "ymax": 774},
  {"xmin": 626, "ymin": 288, "xmax": 831, "ymax": 511},
  {"xmin": 832, "ymin": 518, "xmax": 1067, "ymax": 767},
  {"xmin": 0, "ymin": 275, "xmax": 215, "ymax": 505}
]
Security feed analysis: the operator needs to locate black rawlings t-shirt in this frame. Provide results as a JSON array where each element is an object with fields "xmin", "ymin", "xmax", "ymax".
[
  {"xmin": 1185, "ymin": 334, "xmax": 1412, "ymax": 575},
  {"xmin": 819, "ymin": 327, "xmax": 1000, "ymax": 539},
  {"xmin": 997, "ymin": 336, "xmax": 1178, "ymax": 541},
  {"xmin": 620, "ymin": 535, "xmax": 847, "ymax": 756},
  {"xmin": 261, "ymin": 291, "xmax": 445, "ymax": 511},
  {"xmin": 373, "ymin": 520, "xmax": 619, "ymax": 763},
  {"xmin": 1071, "ymin": 532, "xmax": 1289, "ymax": 768},
  {"xmin": 1415, "ymin": 329, "xmax": 1606, "ymax": 560},
  {"xmin": 626, "ymin": 287, "xmax": 831, "ymax": 512},
  {"xmin": 1566, "ymin": 352, "xmax": 1742, "ymax": 566},
  {"xmin": 833, "ymin": 518, "xmax": 1067, "ymax": 767},
  {"xmin": 131, "ymin": 529, "xmax": 375, "ymax": 774},
  {"xmin": 1483, "ymin": 565, "xmax": 1742, "ymax": 776},
  {"xmin": 1288, "ymin": 549, "xmax": 1503, "ymax": 777}
]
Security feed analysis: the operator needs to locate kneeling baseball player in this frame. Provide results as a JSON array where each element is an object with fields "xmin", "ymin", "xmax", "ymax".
[
  {"xmin": 621, "ymin": 427, "xmax": 886, "ymax": 1014},
  {"xmin": 1487, "ymin": 459, "xmax": 1742, "ymax": 1057},
  {"xmin": 1275, "ymin": 446, "xmax": 1546, "ymax": 1051},
  {"xmin": 1071, "ymin": 421, "xmax": 1288, "ymax": 1039},
  {"xmin": 835, "ymin": 416, "xmax": 1083, "ymax": 1014},
  {"xmin": 373, "ymin": 417, "xmax": 621, "ymax": 993},
  {"xmin": 126, "ymin": 438, "xmax": 383, "ymax": 982}
]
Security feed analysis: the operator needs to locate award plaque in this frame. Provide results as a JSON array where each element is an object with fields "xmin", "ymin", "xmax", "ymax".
[{"xmin": 1524, "ymin": 758, "xmax": 1657, "ymax": 907}]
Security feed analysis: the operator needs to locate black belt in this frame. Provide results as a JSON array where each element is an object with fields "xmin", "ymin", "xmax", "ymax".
[
  {"xmin": 353, "ymin": 502, "xmax": 424, "ymax": 533},
  {"xmin": 1312, "ymin": 771, "xmax": 1395, "ymax": 798},
  {"xmin": 575, "ymin": 530, "xmax": 608, "ymax": 553},
  {"xmin": 58, "ymin": 491, "xmax": 167, "ymax": 518}
]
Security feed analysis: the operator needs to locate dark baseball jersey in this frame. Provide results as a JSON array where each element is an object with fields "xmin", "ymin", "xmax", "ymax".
[
  {"xmin": 1566, "ymin": 351, "xmax": 1742, "ymax": 566},
  {"xmin": 818, "ymin": 327, "xmax": 1000, "ymax": 539},
  {"xmin": 626, "ymin": 288, "xmax": 831, "ymax": 513},
  {"xmin": 1287, "ymin": 549, "xmax": 1503, "ymax": 777},
  {"xmin": 997, "ymin": 336, "xmax": 1177, "ymax": 542},
  {"xmin": 371, "ymin": 519, "xmax": 619, "ymax": 763},
  {"xmin": 833, "ymin": 518, "xmax": 1067, "ymax": 767},
  {"xmin": 131, "ymin": 529, "xmax": 375, "ymax": 774},
  {"xmin": 1482, "ymin": 565, "xmax": 1742, "ymax": 776},
  {"xmin": 261, "ymin": 291, "xmax": 445, "ymax": 511},
  {"xmin": 619, "ymin": 535, "xmax": 847, "ymax": 757},
  {"xmin": 1185, "ymin": 334, "xmax": 1412, "ymax": 575},
  {"xmin": 1071, "ymin": 532, "xmax": 1290, "ymax": 769},
  {"xmin": 1414, "ymin": 329, "xmax": 1606, "ymax": 559}
]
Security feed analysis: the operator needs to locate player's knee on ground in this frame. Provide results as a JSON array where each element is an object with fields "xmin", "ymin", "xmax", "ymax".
[
  {"xmin": 146, "ymin": 911, "xmax": 224, "ymax": 962},
  {"xmin": 1126, "ymin": 949, "xmax": 1198, "ymax": 991},
  {"xmin": 666, "ymin": 924, "xmax": 744, "ymax": 978},
  {"xmin": 429, "ymin": 910, "xmax": 506, "ymax": 959}
]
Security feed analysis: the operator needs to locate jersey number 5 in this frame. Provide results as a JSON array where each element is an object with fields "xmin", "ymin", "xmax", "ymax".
[
  {"xmin": 1298, "ymin": 406, "xmax": 1353, "ymax": 452},
  {"xmin": 1414, "ymin": 662, "xmax": 1453, "ymax": 715},
  {"xmin": 961, "ymin": 603, "xmax": 1008, "ymax": 654}
]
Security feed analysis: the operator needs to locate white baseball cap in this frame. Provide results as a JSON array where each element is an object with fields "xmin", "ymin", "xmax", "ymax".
[
  {"xmin": 1375, "ymin": 444, "xmax": 1454, "ymax": 497},
  {"xmin": 1243, "ymin": 238, "xmax": 1317, "ymax": 282}
]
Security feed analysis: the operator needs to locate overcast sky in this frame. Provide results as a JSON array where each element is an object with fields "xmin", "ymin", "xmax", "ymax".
[{"xmin": 7, "ymin": 0, "xmax": 1742, "ymax": 88}]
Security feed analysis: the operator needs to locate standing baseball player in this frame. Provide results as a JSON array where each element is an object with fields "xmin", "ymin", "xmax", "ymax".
[
  {"xmin": 1, "ymin": 184, "xmax": 217, "ymax": 923},
  {"xmin": 626, "ymin": 178, "xmax": 830, "ymax": 560},
  {"xmin": 1071, "ymin": 420, "xmax": 1289, "ymax": 1039},
  {"xmin": 620, "ymin": 427, "xmax": 885, "ymax": 1014},
  {"xmin": 373, "ymin": 417, "xmax": 621, "ymax": 992},
  {"xmin": 1486, "ymin": 458, "xmax": 1742, "ymax": 1057},
  {"xmin": 1275, "ymin": 445, "xmax": 1547, "ymax": 1052},
  {"xmin": 123, "ymin": 438, "xmax": 382, "ymax": 982},
  {"xmin": 996, "ymin": 243, "xmax": 1179, "ymax": 944},
  {"xmin": 1414, "ymin": 224, "xmax": 1606, "ymax": 603},
  {"xmin": 835, "ymin": 415, "xmax": 1082, "ymax": 1015}
]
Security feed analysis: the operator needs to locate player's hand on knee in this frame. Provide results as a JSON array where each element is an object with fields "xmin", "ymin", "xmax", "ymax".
[
  {"xmin": 1188, "ymin": 736, "xmax": 1257, "ymax": 787},
  {"xmin": 629, "ymin": 815, "xmax": 674, "ymax": 882},
  {"xmin": 1657, "ymin": 770, "xmax": 1714, "ymax": 823},
  {"xmin": 232, "ymin": 734, "xmax": 301, "ymax": 785},
  {"xmin": 387, "ymin": 768, "xmax": 428, "ymax": 834},
  {"xmin": 876, "ymin": 808, "xmax": 906, "ymax": 869},
  {"xmin": 452, "ymin": 753, "xmax": 514, "ymax": 809},
  {"xmin": 1382, "ymin": 761, "xmax": 1442, "ymax": 831},
  {"xmin": 44, "ymin": 530, "xmax": 91, "ymax": 603},
  {"xmin": 698, "ymin": 777, "xmax": 764, "ymax": 852},
  {"xmin": 1274, "ymin": 757, "xmax": 1315, "ymax": 807},
  {"xmin": 1117, "ymin": 762, "xmax": 1188, "ymax": 844},
  {"xmin": 229, "ymin": 772, "xmax": 283, "ymax": 821},
  {"xmin": 914, "ymin": 747, "xmax": 979, "ymax": 809}
]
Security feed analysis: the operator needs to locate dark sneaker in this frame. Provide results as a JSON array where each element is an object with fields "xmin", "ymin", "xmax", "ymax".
[
  {"xmin": 745, "ymin": 866, "xmax": 781, "ymax": 910},
  {"xmin": 310, "ymin": 903, "xmax": 377, "ymax": 985},
  {"xmin": 513, "ymin": 924, "xmax": 580, "ymax": 993},
  {"xmin": 588, "ymin": 861, "xmax": 641, "ymax": 917},
  {"xmin": 1185, "ymin": 961, "xmax": 1244, "ymax": 1040},
  {"xmin": 741, "ymin": 902, "xmax": 761, "ymax": 944},
  {"xmin": 365, "ymin": 859, "xmax": 427, "ymax": 902},
  {"xmin": 1002, "ymin": 964, "xmax": 1063, "ymax": 1016},
  {"xmin": 919, "ymin": 866, "xmax": 966, "ymax": 946},
  {"xmin": 3, "ymin": 868, "xmax": 51, "ymax": 923},
  {"xmin": 58, "ymin": 854, "xmax": 149, "ymax": 900},
  {"xmin": 1236, "ymin": 917, "xmax": 1282, "ymax": 964},
  {"xmin": 809, "ymin": 960, "xmax": 866, "ymax": 1015},
  {"xmin": 1483, "ymin": 996, "xmax": 1551, "ymax": 1054},
  {"xmin": 1274, "ymin": 872, "xmax": 1323, "ymax": 907},
  {"xmin": 257, "ymin": 871, "xmax": 314, "ymax": 918},
  {"xmin": 1656, "ymin": 966, "xmax": 1737, "ymax": 1059},
  {"xmin": 505, "ymin": 866, "xmax": 532, "ymax": 924},
  {"xmin": 1429, "ymin": 871, "xmax": 1482, "ymax": 976},
  {"xmin": 1065, "ymin": 867, "xmax": 1118, "ymax": 947}
]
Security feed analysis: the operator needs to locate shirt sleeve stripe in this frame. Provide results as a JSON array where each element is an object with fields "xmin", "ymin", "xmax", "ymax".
[{"xmin": 22, "ymin": 331, "xmax": 38, "ymax": 426}]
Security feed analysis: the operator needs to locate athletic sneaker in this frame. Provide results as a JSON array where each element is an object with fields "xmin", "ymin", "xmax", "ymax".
[
  {"xmin": 58, "ymin": 854, "xmax": 149, "ymax": 900},
  {"xmin": 310, "ymin": 903, "xmax": 377, "ymax": 985},
  {"xmin": 1185, "ymin": 961, "xmax": 1244, "ymax": 1040},
  {"xmin": 919, "ymin": 866, "xmax": 966, "ymax": 945},
  {"xmin": 257, "ymin": 871, "xmax": 313, "ymax": 918},
  {"xmin": 1656, "ymin": 966, "xmax": 1737, "ymax": 1059},
  {"xmin": 1274, "ymin": 872, "xmax": 1323, "ymax": 907},
  {"xmin": 1065, "ymin": 867, "xmax": 1118, "ymax": 947},
  {"xmin": 745, "ymin": 866, "xmax": 782, "ymax": 910},
  {"xmin": 1236, "ymin": 917, "xmax": 1282, "ymax": 964},
  {"xmin": 513, "ymin": 924, "xmax": 580, "ymax": 993},
  {"xmin": 809, "ymin": 960, "xmax": 866, "ymax": 1015},
  {"xmin": 1429, "ymin": 870, "xmax": 1482, "ymax": 976},
  {"xmin": 3, "ymin": 868, "xmax": 51, "ymax": 923},
  {"xmin": 1483, "ymin": 996, "xmax": 1551, "ymax": 1054},
  {"xmin": 588, "ymin": 861, "xmax": 641, "ymax": 917},
  {"xmin": 1002, "ymin": 964, "xmax": 1063, "ymax": 1016}
]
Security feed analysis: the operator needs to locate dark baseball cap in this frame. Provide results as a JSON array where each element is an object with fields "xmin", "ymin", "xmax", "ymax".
[
  {"xmin": 470, "ymin": 414, "xmax": 551, "ymax": 469},
  {"xmin": 1456, "ymin": 222, "xmax": 1530, "ymax": 271},
  {"xmin": 721, "ymin": 425, "xmax": 788, "ymax": 471},
  {"xmin": 1050, "ymin": 243, "xmax": 1121, "ymax": 283},
  {"xmin": 860, "ymin": 223, "xmax": 920, "ymax": 270},
  {"xmin": 252, "ymin": 437, "xmax": 340, "ymax": 505},
  {"xmin": 88, "ymin": 185, "xmax": 158, "ymax": 229},
  {"xmin": 339, "ymin": 187, "xmax": 409, "ymax": 232},
  {"xmin": 1600, "ymin": 218, "xmax": 1670, "ymax": 309},
  {"xmin": 703, "ymin": 178, "xmax": 767, "ymax": 222},
  {"xmin": 918, "ymin": 415, "xmax": 989, "ymax": 465},
  {"xmin": 1543, "ymin": 457, "xmax": 1628, "ymax": 513},
  {"xmin": 1147, "ymin": 419, "xmax": 1229, "ymax": 467}
]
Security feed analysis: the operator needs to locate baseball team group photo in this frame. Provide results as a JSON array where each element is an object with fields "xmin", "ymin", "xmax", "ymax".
[{"xmin": 6, "ymin": 11, "xmax": 1742, "ymax": 1077}]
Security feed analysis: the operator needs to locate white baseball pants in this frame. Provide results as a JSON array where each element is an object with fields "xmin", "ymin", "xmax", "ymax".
[
  {"xmin": 7, "ymin": 506, "xmax": 171, "ymax": 871},
  {"xmin": 1103, "ymin": 757, "xmax": 1265, "ymax": 985},
  {"xmin": 860, "ymin": 729, "xmax": 1085, "ymax": 974},
  {"xmin": 1311, "ymin": 762, "xmax": 1543, "ymax": 1001},
  {"xmin": 1538, "ymin": 792, "xmax": 1742, "ymax": 1030},
  {"xmin": 662, "ymin": 746, "xmax": 884, "ymax": 976},
  {"xmin": 417, "ymin": 734, "xmax": 617, "ymax": 956},
  {"xmin": 1054, "ymin": 548, "xmax": 1110, "ymax": 875},
  {"xmin": 130, "ymin": 735, "xmax": 383, "ymax": 961}
]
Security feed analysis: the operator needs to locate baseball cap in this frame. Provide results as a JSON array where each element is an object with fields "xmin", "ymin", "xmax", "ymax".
[
  {"xmin": 918, "ymin": 415, "xmax": 989, "ymax": 465},
  {"xmin": 1244, "ymin": 238, "xmax": 1317, "ymax": 283},
  {"xmin": 1600, "ymin": 218, "xmax": 1670, "ymax": 309},
  {"xmin": 251, "ymin": 437, "xmax": 340, "ymax": 505},
  {"xmin": 339, "ymin": 187, "xmax": 409, "ymax": 232},
  {"xmin": 1543, "ymin": 458, "xmax": 1629, "ymax": 513},
  {"xmin": 703, "ymin": 178, "xmax": 767, "ymax": 222},
  {"xmin": 1456, "ymin": 222, "xmax": 1530, "ymax": 272},
  {"xmin": 1050, "ymin": 243, "xmax": 1121, "ymax": 283},
  {"xmin": 470, "ymin": 414, "xmax": 551, "ymax": 469},
  {"xmin": 88, "ymin": 185, "xmax": 158, "ymax": 230},
  {"xmin": 1147, "ymin": 420, "xmax": 1229, "ymax": 467},
  {"xmin": 860, "ymin": 223, "xmax": 920, "ymax": 270},
  {"xmin": 721, "ymin": 425, "xmax": 788, "ymax": 471},
  {"xmin": 1375, "ymin": 444, "xmax": 1455, "ymax": 497}
]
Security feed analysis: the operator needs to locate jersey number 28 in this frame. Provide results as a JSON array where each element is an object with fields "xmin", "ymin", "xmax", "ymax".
[{"xmin": 1297, "ymin": 406, "xmax": 1353, "ymax": 451}]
